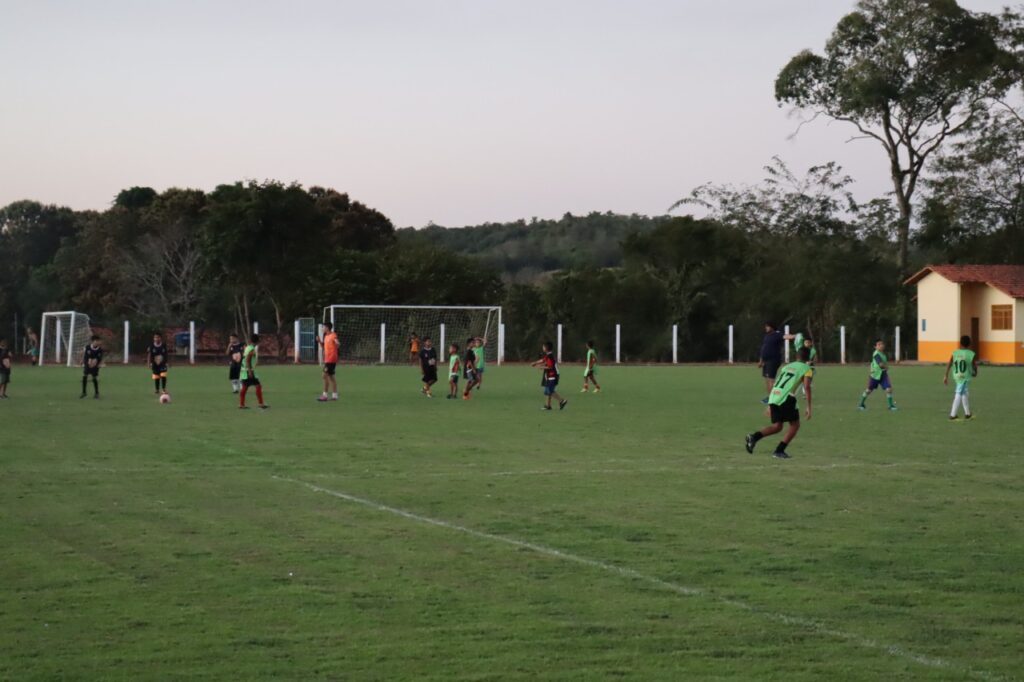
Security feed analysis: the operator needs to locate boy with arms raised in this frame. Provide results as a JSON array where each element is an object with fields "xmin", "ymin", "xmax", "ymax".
[
  {"xmin": 531, "ymin": 340, "xmax": 567, "ymax": 411},
  {"xmin": 581, "ymin": 340, "xmax": 601, "ymax": 393},
  {"xmin": 81, "ymin": 335, "xmax": 103, "ymax": 399},
  {"xmin": 317, "ymin": 322, "xmax": 340, "ymax": 402},
  {"xmin": 239, "ymin": 334, "xmax": 268, "ymax": 410},
  {"xmin": 944, "ymin": 335, "xmax": 979, "ymax": 421},
  {"xmin": 227, "ymin": 333, "xmax": 244, "ymax": 393},
  {"xmin": 147, "ymin": 332, "xmax": 170, "ymax": 396},
  {"xmin": 419, "ymin": 336, "xmax": 438, "ymax": 397},
  {"xmin": 858, "ymin": 339, "xmax": 897, "ymax": 411},
  {"xmin": 447, "ymin": 343, "xmax": 461, "ymax": 399},
  {"xmin": 746, "ymin": 346, "xmax": 813, "ymax": 459}
]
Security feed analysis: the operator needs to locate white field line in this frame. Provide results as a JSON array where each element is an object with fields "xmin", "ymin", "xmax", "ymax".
[{"xmin": 274, "ymin": 475, "xmax": 1010, "ymax": 682}]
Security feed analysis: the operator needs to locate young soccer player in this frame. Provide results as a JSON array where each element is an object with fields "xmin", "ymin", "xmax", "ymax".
[
  {"xmin": 785, "ymin": 333, "xmax": 817, "ymax": 394},
  {"xmin": 472, "ymin": 336, "xmax": 486, "ymax": 390},
  {"xmin": 582, "ymin": 340, "xmax": 601, "ymax": 393},
  {"xmin": 447, "ymin": 343, "xmax": 461, "ymax": 399},
  {"xmin": 317, "ymin": 322, "xmax": 340, "ymax": 402},
  {"xmin": 531, "ymin": 340, "xmax": 567, "ymax": 411},
  {"xmin": 0, "ymin": 338, "xmax": 11, "ymax": 398},
  {"xmin": 227, "ymin": 334, "xmax": 244, "ymax": 393},
  {"xmin": 81, "ymin": 335, "xmax": 104, "ymax": 399},
  {"xmin": 858, "ymin": 339, "xmax": 897, "ymax": 411},
  {"xmin": 462, "ymin": 338, "xmax": 478, "ymax": 399},
  {"xmin": 745, "ymin": 346, "xmax": 813, "ymax": 459},
  {"xmin": 239, "ymin": 333, "xmax": 268, "ymax": 409},
  {"xmin": 409, "ymin": 333, "xmax": 420, "ymax": 365},
  {"xmin": 758, "ymin": 321, "xmax": 785, "ymax": 404},
  {"xmin": 147, "ymin": 332, "xmax": 169, "ymax": 395},
  {"xmin": 944, "ymin": 335, "xmax": 979, "ymax": 421},
  {"xmin": 419, "ymin": 336, "xmax": 438, "ymax": 397}
]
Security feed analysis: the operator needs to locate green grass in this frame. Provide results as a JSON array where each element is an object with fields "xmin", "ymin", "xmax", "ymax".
[{"xmin": 2, "ymin": 363, "xmax": 1022, "ymax": 681}]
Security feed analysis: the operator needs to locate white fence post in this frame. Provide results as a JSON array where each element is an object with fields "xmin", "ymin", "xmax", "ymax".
[
  {"xmin": 189, "ymin": 321, "xmax": 196, "ymax": 365},
  {"xmin": 556, "ymin": 324, "xmax": 563, "ymax": 363},
  {"xmin": 615, "ymin": 324, "xmax": 621, "ymax": 363},
  {"xmin": 439, "ymin": 323, "xmax": 446, "ymax": 362},
  {"xmin": 784, "ymin": 324, "xmax": 791, "ymax": 362},
  {"xmin": 67, "ymin": 312, "xmax": 77, "ymax": 367},
  {"xmin": 728, "ymin": 324, "xmax": 734, "ymax": 364},
  {"xmin": 293, "ymin": 319, "xmax": 301, "ymax": 363},
  {"xmin": 498, "ymin": 323, "xmax": 505, "ymax": 366},
  {"xmin": 379, "ymin": 323, "xmax": 386, "ymax": 364},
  {"xmin": 55, "ymin": 318, "xmax": 63, "ymax": 365},
  {"xmin": 895, "ymin": 326, "xmax": 901, "ymax": 362},
  {"xmin": 840, "ymin": 325, "xmax": 847, "ymax": 365},
  {"xmin": 672, "ymin": 324, "xmax": 678, "ymax": 364},
  {"xmin": 253, "ymin": 321, "xmax": 259, "ymax": 335},
  {"xmin": 123, "ymin": 320, "xmax": 130, "ymax": 364},
  {"xmin": 317, "ymin": 324, "xmax": 325, "ymax": 365}
]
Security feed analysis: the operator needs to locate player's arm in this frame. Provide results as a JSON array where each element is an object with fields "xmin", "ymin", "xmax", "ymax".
[
  {"xmin": 530, "ymin": 358, "xmax": 543, "ymax": 367},
  {"xmin": 972, "ymin": 356, "xmax": 979, "ymax": 377},
  {"xmin": 803, "ymin": 375, "xmax": 813, "ymax": 419},
  {"xmin": 943, "ymin": 356, "xmax": 953, "ymax": 384}
]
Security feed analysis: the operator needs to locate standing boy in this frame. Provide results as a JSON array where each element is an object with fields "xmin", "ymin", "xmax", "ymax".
[
  {"xmin": 81, "ymin": 335, "xmax": 104, "ymax": 399},
  {"xmin": 447, "ymin": 343, "xmax": 461, "ymax": 399},
  {"xmin": 409, "ymin": 333, "xmax": 420, "ymax": 365},
  {"xmin": 0, "ymin": 339, "xmax": 11, "ymax": 398},
  {"xmin": 582, "ymin": 340, "xmax": 601, "ymax": 393},
  {"xmin": 227, "ymin": 334, "xmax": 244, "ymax": 393},
  {"xmin": 758, "ymin": 321, "xmax": 785, "ymax": 404},
  {"xmin": 944, "ymin": 335, "xmax": 979, "ymax": 421},
  {"xmin": 147, "ymin": 332, "xmax": 169, "ymax": 395},
  {"xmin": 419, "ymin": 336, "xmax": 438, "ymax": 397},
  {"xmin": 745, "ymin": 346, "xmax": 813, "ymax": 459},
  {"xmin": 858, "ymin": 339, "xmax": 897, "ymax": 411},
  {"xmin": 317, "ymin": 322, "xmax": 340, "ymax": 402},
  {"xmin": 239, "ymin": 333, "xmax": 268, "ymax": 409},
  {"xmin": 462, "ymin": 338, "xmax": 478, "ymax": 399},
  {"xmin": 472, "ymin": 336, "xmax": 486, "ymax": 390},
  {"xmin": 531, "ymin": 340, "xmax": 567, "ymax": 411}
]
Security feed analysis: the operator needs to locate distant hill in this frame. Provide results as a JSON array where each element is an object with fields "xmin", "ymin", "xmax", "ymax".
[{"xmin": 397, "ymin": 212, "xmax": 673, "ymax": 282}]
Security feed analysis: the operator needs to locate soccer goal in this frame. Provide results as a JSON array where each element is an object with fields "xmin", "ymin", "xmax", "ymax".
[
  {"xmin": 39, "ymin": 311, "xmax": 92, "ymax": 367},
  {"xmin": 322, "ymin": 305, "xmax": 504, "ymax": 365}
]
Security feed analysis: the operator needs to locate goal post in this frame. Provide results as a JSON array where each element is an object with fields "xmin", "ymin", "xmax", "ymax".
[
  {"xmin": 322, "ymin": 305, "xmax": 503, "ymax": 365},
  {"xmin": 39, "ymin": 311, "xmax": 93, "ymax": 367}
]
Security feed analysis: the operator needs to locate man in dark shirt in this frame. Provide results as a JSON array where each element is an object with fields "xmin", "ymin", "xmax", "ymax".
[
  {"xmin": 759, "ymin": 321, "xmax": 785, "ymax": 404},
  {"xmin": 418, "ymin": 336, "xmax": 438, "ymax": 398},
  {"xmin": 81, "ymin": 335, "xmax": 104, "ymax": 399}
]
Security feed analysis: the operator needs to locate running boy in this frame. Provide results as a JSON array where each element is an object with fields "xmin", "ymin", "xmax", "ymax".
[
  {"xmin": 858, "ymin": 339, "xmax": 897, "ymax": 411},
  {"xmin": 147, "ymin": 332, "xmax": 170, "ymax": 395},
  {"xmin": 81, "ymin": 335, "xmax": 104, "ymax": 399},
  {"xmin": 317, "ymin": 322, "xmax": 340, "ymax": 402},
  {"xmin": 582, "ymin": 340, "xmax": 600, "ymax": 393},
  {"xmin": 944, "ymin": 335, "xmax": 978, "ymax": 421},
  {"xmin": 531, "ymin": 340, "xmax": 567, "ymax": 411},
  {"xmin": 239, "ymin": 333, "xmax": 268, "ymax": 409},
  {"xmin": 447, "ymin": 343, "xmax": 461, "ymax": 399},
  {"xmin": 462, "ymin": 338, "xmax": 479, "ymax": 399},
  {"xmin": 0, "ymin": 339, "xmax": 11, "ymax": 398},
  {"xmin": 227, "ymin": 333, "xmax": 244, "ymax": 393},
  {"xmin": 419, "ymin": 336, "xmax": 438, "ymax": 397},
  {"xmin": 745, "ymin": 346, "xmax": 813, "ymax": 459}
]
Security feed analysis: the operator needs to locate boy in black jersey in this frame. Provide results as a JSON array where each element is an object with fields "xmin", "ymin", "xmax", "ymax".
[
  {"xmin": 0, "ymin": 338, "xmax": 11, "ymax": 398},
  {"xmin": 462, "ymin": 338, "xmax": 478, "ymax": 399},
  {"xmin": 147, "ymin": 332, "xmax": 170, "ymax": 395},
  {"xmin": 226, "ymin": 333, "xmax": 244, "ymax": 393},
  {"xmin": 81, "ymin": 335, "xmax": 104, "ymax": 399},
  {"xmin": 419, "ymin": 337, "xmax": 438, "ymax": 398}
]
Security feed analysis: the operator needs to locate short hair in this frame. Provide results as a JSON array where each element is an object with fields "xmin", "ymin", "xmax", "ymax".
[
  {"xmin": 423, "ymin": 336, "xmax": 432, "ymax": 342},
  {"xmin": 796, "ymin": 347, "xmax": 811, "ymax": 361},
  {"xmin": 90, "ymin": 335, "xmax": 100, "ymax": 341},
  {"xmin": 466, "ymin": 337, "xmax": 475, "ymax": 344},
  {"xmin": 874, "ymin": 338, "xmax": 884, "ymax": 345},
  {"xmin": 229, "ymin": 332, "xmax": 238, "ymax": 338},
  {"xmin": 765, "ymin": 321, "xmax": 776, "ymax": 331},
  {"xmin": 543, "ymin": 340, "xmax": 553, "ymax": 351},
  {"xmin": 153, "ymin": 332, "xmax": 163, "ymax": 338},
  {"xmin": 323, "ymin": 322, "xmax": 333, "ymax": 331},
  {"xmin": 802, "ymin": 336, "xmax": 813, "ymax": 343},
  {"xmin": 586, "ymin": 340, "xmax": 594, "ymax": 347},
  {"xmin": 450, "ymin": 342, "xmax": 459, "ymax": 352},
  {"xmin": 251, "ymin": 333, "xmax": 260, "ymax": 343},
  {"xmin": 960, "ymin": 335, "xmax": 972, "ymax": 347}
]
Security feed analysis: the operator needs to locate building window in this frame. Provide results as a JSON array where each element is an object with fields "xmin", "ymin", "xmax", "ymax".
[
  {"xmin": 922, "ymin": 319, "xmax": 927, "ymax": 332},
  {"xmin": 992, "ymin": 304, "xmax": 1013, "ymax": 331}
]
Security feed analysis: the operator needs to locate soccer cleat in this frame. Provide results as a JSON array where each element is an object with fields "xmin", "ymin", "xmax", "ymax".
[
  {"xmin": 316, "ymin": 396, "xmax": 329, "ymax": 402},
  {"xmin": 773, "ymin": 451, "xmax": 791, "ymax": 459},
  {"xmin": 80, "ymin": 393, "xmax": 87, "ymax": 399},
  {"xmin": 889, "ymin": 406, "xmax": 899, "ymax": 412},
  {"xmin": 761, "ymin": 397, "xmax": 770, "ymax": 405},
  {"xmin": 965, "ymin": 414, "xmax": 974, "ymax": 421},
  {"xmin": 858, "ymin": 405, "xmax": 866, "ymax": 411},
  {"xmin": 949, "ymin": 416, "xmax": 959, "ymax": 421},
  {"xmin": 541, "ymin": 406, "xmax": 552, "ymax": 411},
  {"xmin": 259, "ymin": 405, "xmax": 270, "ymax": 410},
  {"xmin": 594, "ymin": 388, "xmax": 601, "ymax": 394},
  {"xmin": 426, "ymin": 392, "xmax": 433, "ymax": 398},
  {"xmin": 462, "ymin": 395, "xmax": 470, "ymax": 401},
  {"xmin": 580, "ymin": 388, "xmax": 588, "ymax": 393},
  {"xmin": 420, "ymin": 387, "xmax": 427, "ymax": 395},
  {"xmin": 559, "ymin": 399, "xmax": 568, "ymax": 410},
  {"xmin": 745, "ymin": 434, "xmax": 756, "ymax": 454},
  {"xmin": 239, "ymin": 405, "xmax": 250, "ymax": 410},
  {"xmin": 93, "ymin": 395, "xmax": 100, "ymax": 400}
]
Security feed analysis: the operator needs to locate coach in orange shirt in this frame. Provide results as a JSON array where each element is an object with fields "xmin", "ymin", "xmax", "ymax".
[{"xmin": 317, "ymin": 322, "xmax": 340, "ymax": 402}]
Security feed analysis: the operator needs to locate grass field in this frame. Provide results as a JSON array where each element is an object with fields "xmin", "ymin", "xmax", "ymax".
[{"xmin": 3, "ymin": 362, "xmax": 1023, "ymax": 680}]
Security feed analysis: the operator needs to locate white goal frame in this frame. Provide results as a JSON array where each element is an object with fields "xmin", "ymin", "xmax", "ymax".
[
  {"xmin": 39, "ymin": 311, "xmax": 92, "ymax": 367},
  {"xmin": 322, "ymin": 304, "xmax": 504, "ymax": 365}
]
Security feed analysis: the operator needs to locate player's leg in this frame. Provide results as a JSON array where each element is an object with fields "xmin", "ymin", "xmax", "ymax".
[
  {"xmin": 161, "ymin": 373, "xmax": 167, "ymax": 393},
  {"xmin": 239, "ymin": 378, "xmax": 249, "ymax": 407},
  {"xmin": 773, "ymin": 420, "xmax": 801, "ymax": 458},
  {"xmin": 592, "ymin": 373, "xmax": 601, "ymax": 392},
  {"xmin": 960, "ymin": 386, "xmax": 972, "ymax": 419},
  {"xmin": 859, "ymin": 378, "xmax": 875, "ymax": 409},
  {"xmin": 950, "ymin": 387, "xmax": 962, "ymax": 419},
  {"xmin": 92, "ymin": 371, "xmax": 100, "ymax": 398},
  {"xmin": 883, "ymin": 375, "xmax": 896, "ymax": 410},
  {"xmin": 153, "ymin": 371, "xmax": 161, "ymax": 394},
  {"xmin": 254, "ymin": 378, "xmax": 266, "ymax": 408},
  {"xmin": 82, "ymin": 372, "xmax": 89, "ymax": 398}
]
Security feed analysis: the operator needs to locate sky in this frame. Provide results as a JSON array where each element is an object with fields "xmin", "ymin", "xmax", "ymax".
[{"xmin": 0, "ymin": 0, "xmax": 1014, "ymax": 227}]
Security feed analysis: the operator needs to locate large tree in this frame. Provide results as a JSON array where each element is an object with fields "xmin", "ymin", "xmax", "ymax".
[{"xmin": 775, "ymin": 0, "xmax": 1022, "ymax": 276}]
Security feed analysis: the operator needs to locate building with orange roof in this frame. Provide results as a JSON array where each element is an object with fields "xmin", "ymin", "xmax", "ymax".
[{"xmin": 905, "ymin": 264, "xmax": 1024, "ymax": 363}]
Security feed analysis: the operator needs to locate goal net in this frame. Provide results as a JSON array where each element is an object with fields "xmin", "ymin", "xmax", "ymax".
[
  {"xmin": 39, "ymin": 311, "xmax": 92, "ymax": 367},
  {"xmin": 323, "ymin": 305, "xmax": 503, "ymax": 365}
]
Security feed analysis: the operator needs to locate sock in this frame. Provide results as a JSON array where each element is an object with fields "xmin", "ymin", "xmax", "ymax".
[
  {"xmin": 887, "ymin": 393, "xmax": 895, "ymax": 408},
  {"xmin": 750, "ymin": 432, "xmax": 764, "ymax": 443},
  {"xmin": 161, "ymin": 377, "xmax": 167, "ymax": 391},
  {"xmin": 859, "ymin": 391, "xmax": 868, "ymax": 406},
  {"xmin": 321, "ymin": 391, "xmax": 328, "ymax": 397},
  {"xmin": 240, "ymin": 384, "xmax": 248, "ymax": 406},
  {"xmin": 82, "ymin": 376, "xmax": 88, "ymax": 394},
  {"xmin": 332, "ymin": 392, "xmax": 338, "ymax": 398},
  {"xmin": 775, "ymin": 440, "xmax": 789, "ymax": 453},
  {"xmin": 93, "ymin": 377, "xmax": 99, "ymax": 395},
  {"xmin": 961, "ymin": 394, "xmax": 971, "ymax": 416},
  {"xmin": 154, "ymin": 379, "xmax": 161, "ymax": 393},
  {"xmin": 951, "ymin": 394, "xmax": 962, "ymax": 417},
  {"xmin": 255, "ymin": 385, "xmax": 264, "ymax": 405}
]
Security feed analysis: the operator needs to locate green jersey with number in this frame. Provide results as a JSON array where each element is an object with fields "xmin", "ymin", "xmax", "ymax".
[
  {"xmin": 473, "ymin": 345, "xmax": 484, "ymax": 369},
  {"xmin": 870, "ymin": 350, "xmax": 888, "ymax": 380},
  {"xmin": 951, "ymin": 348, "xmax": 976, "ymax": 385},
  {"xmin": 240, "ymin": 344, "xmax": 258, "ymax": 380},
  {"xmin": 768, "ymin": 361, "xmax": 812, "ymax": 406},
  {"xmin": 584, "ymin": 348, "xmax": 597, "ymax": 376}
]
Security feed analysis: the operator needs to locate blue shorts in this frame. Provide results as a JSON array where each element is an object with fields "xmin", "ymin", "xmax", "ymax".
[
  {"xmin": 543, "ymin": 377, "xmax": 559, "ymax": 396},
  {"xmin": 868, "ymin": 372, "xmax": 891, "ymax": 391},
  {"xmin": 954, "ymin": 381, "xmax": 970, "ymax": 396}
]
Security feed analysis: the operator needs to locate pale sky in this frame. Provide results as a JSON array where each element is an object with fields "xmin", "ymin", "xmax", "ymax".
[{"xmin": 0, "ymin": 0, "xmax": 1013, "ymax": 227}]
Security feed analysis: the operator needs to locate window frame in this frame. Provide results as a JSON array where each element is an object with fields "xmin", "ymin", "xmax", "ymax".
[{"xmin": 991, "ymin": 304, "xmax": 1013, "ymax": 331}]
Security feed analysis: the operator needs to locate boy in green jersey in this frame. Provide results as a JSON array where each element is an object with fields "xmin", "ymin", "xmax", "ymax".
[
  {"xmin": 239, "ymin": 334, "xmax": 269, "ymax": 410},
  {"xmin": 447, "ymin": 343, "xmax": 461, "ymax": 399},
  {"xmin": 745, "ymin": 347, "xmax": 813, "ymax": 459},
  {"xmin": 581, "ymin": 340, "xmax": 601, "ymax": 393},
  {"xmin": 858, "ymin": 339, "xmax": 897, "ymax": 411},
  {"xmin": 944, "ymin": 335, "xmax": 978, "ymax": 421},
  {"xmin": 472, "ymin": 336, "xmax": 486, "ymax": 391}
]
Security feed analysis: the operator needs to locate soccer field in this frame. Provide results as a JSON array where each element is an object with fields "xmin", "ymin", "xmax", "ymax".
[{"xmin": 3, "ymin": 363, "xmax": 1023, "ymax": 680}]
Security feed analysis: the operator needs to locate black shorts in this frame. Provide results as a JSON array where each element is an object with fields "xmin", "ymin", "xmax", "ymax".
[
  {"xmin": 229, "ymin": 363, "xmax": 241, "ymax": 380},
  {"xmin": 83, "ymin": 366, "xmax": 100, "ymax": 377},
  {"xmin": 324, "ymin": 363, "xmax": 337, "ymax": 376},
  {"xmin": 0, "ymin": 370, "xmax": 9, "ymax": 385},
  {"xmin": 762, "ymin": 359, "xmax": 781, "ymax": 379},
  {"xmin": 151, "ymin": 364, "xmax": 168, "ymax": 378},
  {"xmin": 243, "ymin": 376, "xmax": 261, "ymax": 387},
  {"xmin": 464, "ymin": 369, "xmax": 478, "ymax": 382},
  {"xmin": 769, "ymin": 395, "xmax": 800, "ymax": 424},
  {"xmin": 422, "ymin": 367, "xmax": 438, "ymax": 383}
]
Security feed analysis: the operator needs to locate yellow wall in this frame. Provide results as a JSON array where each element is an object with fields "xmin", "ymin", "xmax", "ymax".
[
  {"xmin": 973, "ymin": 285, "xmax": 1015, "ymax": 344},
  {"xmin": 915, "ymin": 275, "xmax": 1023, "ymax": 363},
  {"xmin": 919, "ymin": 340, "xmax": 960, "ymax": 362},
  {"xmin": 917, "ymin": 273, "xmax": 960, "ymax": 343}
]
